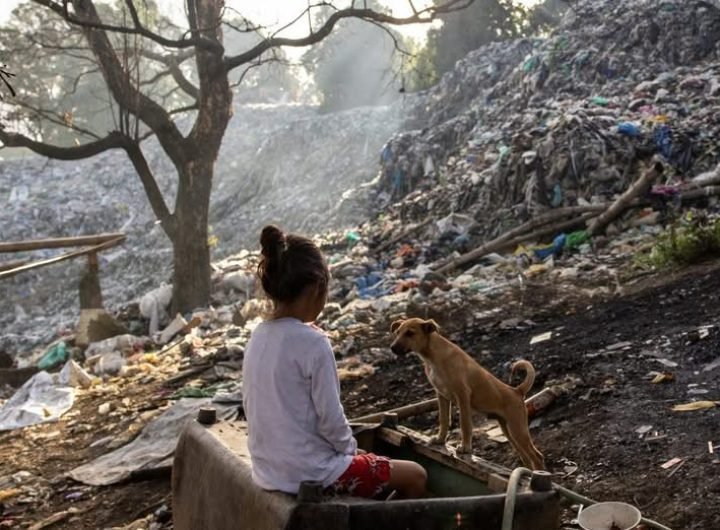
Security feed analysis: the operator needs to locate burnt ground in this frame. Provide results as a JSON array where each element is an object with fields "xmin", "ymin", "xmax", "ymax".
[
  {"xmin": 2, "ymin": 262, "xmax": 720, "ymax": 529},
  {"xmin": 343, "ymin": 261, "xmax": 720, "ymax": 530}
]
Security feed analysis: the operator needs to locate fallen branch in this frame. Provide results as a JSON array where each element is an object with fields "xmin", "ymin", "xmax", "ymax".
[
  {"xmin": 435, "ymin": 212, "xmax": 596, "ymax": 275},
  {"xmin": 587, "ymin": 161, "xmax": 664, "ymax": 236}
]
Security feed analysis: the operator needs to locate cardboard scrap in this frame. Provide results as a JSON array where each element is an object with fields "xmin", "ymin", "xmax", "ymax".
[
  {"xmin": 660, "ymin": 457, "xmax": 683, "ymax": 470},
  {"xmin": 530, "ymin": 331, "xmax": 552, "ymax": 345},
  {"xmin": 672, "ymin": 400, "xmax": 718, "ymax": 412}
]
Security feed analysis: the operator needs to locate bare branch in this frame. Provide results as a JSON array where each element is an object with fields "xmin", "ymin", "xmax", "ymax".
[
  {"xmin": 224, "ymin": 0, "xmax": 474, "ymax": 70},
  {"xmin": 168, "ymin": 103, "xmax": 199, "ymax": 115},
  {"xmin": 31, "ymin": 0, "xmax": 193, "ymax": 165},
  {"xmin": 121, "ymin": 138, "xmax": 176, "ymax": 236},
  {"xmin": 31, "ymin": 0, "xmax": 223, "ymax": 53},
  {"xmin": 0, "ymin": 128, "xmax": 125, "ymax": 159},
  {"xmin": 365, "ymin": 19, "xmax": 412, "ymax": 57},
  {"xmin": 230, "ymin": 51, "xmax": 292, "ymax": 89},
  {"xmin": 11, "ymin": 99, "xmax": 103, "ymax": 140}
]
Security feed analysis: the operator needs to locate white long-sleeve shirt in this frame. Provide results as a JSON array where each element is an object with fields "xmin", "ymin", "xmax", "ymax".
[{"xmin": 242, "ymin": 317, "xmax": 357, "ymax": 494}]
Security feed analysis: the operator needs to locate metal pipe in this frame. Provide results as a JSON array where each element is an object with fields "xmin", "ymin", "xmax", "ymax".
[{"xmin": 501, "ymin": 466, "xmax": 533, "ymax": 530}]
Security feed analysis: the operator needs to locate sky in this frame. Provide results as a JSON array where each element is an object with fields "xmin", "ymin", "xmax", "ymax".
[
  {"xmin": 0, "ymin": 1, "xmax": 441, "ymax": 41},
  {"xmin": 0, "ymin": 0, "xmax": 541, "ymax": 45}
]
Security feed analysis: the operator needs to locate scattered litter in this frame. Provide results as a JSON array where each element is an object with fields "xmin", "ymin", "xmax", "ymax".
[
  {"xmin": 0, "ymin": 371, "xmax": 75, "ymax": 431},
  {"xmin": 667, "ymin": 459, "xmax": 686, "ymax": 477},
  {"xmin": 486, "ymin": 425, "xmax": 508, "ymax": 443},
  {"xmin": 37, "ymin": 342, "xmax": 68, "ymax": 371},
  {"xmin": 530, "ymin": 332, "xmax": 552, "ymax": 345},
  {"xmin": 660, "ymin": 457, "xmax": 683, "ymax": 470},
  {"xmin": 655, "ymin": 358, "xmax": 679, "ymax": 368},
  {"xmin": 635, "ymin": 425, "xmax": 653, "ymax": 435},
  {"xmin": 651, "ymin": 372, "xmax": 674, "ymax": 384},
  {"xmin": 69, "ymin": 398, "xmax": 237, "ymax": 486},
  {"xmin": 672, "ymin": 401, "xmax": 718, "ymax": 412},
  {"xmin": 0, "ymin": 488, "xmax": 21, "ymax": 503}
]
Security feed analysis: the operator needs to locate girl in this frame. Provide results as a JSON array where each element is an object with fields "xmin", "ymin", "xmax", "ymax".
[{"xmin": 242, "ymin": 225, "xmax": 427, "ymax": 499}]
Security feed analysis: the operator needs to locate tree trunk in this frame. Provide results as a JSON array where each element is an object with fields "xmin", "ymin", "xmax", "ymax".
[{"xmin": 171, "ymin": 158, "xmax": 214, "ymax": 314}]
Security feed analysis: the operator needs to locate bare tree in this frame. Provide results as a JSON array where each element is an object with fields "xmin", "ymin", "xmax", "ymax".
[{"xmin": 0, "ymin": 0, "xmax": 473, "ymax": 313}]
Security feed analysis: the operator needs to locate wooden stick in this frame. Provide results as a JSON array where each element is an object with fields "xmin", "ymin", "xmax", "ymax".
[
  {"xmin": 0, "ymin": 259, "xmax": 29, "ymax": 272},
  {"xmin": 588, "ymin": 162, "xmax": 664, "ymax": 236},
  {"xmin": 350, "ymin": 398, "xmax": 438, "ymax": 423},
  {"xmin": 0, "ymin": 232, "xmax": 125, "ymax": 253},
  {"xmin": 0, "ymin": 237, "xmax": 125, "ymax": 280},
  {"xmin": 351, "ymin": 387, "xmax": 563, "ymax": 425}
]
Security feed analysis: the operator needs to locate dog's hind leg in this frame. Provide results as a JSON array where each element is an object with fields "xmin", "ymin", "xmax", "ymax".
[
  {"xmin": 431, "ymin": 394, "xmax": 451, "ymax": 445},
  {"xmin": 504, "ymin": 412, "xmax": 545, "ymax": 470},
  {"xmin": 497, "ymin": 417, "xmax": 535, "ymax": 470}
]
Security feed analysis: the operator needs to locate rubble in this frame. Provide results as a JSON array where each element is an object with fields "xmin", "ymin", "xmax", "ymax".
[
  {"xmin": 1, "ymin": 103, "xmax": 402, "ymax": 360},
  {"xmin": 2, "ymin": 0, "xmax": 720, "ymax": 528}
]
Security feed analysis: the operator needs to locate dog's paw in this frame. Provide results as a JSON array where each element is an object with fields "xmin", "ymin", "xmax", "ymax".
[
  {"xmin": 456, "ymin": 444, "xmax": 473, "ymax": 455},
  {"xmin": 429, "ymin": 435, "xmax": 447, "ymax": 445}
]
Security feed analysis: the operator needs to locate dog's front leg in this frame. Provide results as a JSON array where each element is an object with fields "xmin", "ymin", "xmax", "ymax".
[
  {"xmin": 430, "ymin": 394, "xmax": 451, "ymax": 445},
  {"xmin": 455, "ymin": 391, "xmax": 474, "ymax": 454}
]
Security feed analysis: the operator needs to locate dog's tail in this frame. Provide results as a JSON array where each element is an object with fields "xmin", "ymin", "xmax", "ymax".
[{"xmin": 511, "ymin": 360, "xmax": 535, "ymax": 396}]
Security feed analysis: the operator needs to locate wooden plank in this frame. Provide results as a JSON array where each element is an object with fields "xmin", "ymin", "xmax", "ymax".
[
  {"xmin": 0, "ymin": 237, "xmax": 125, "ymax": 280},
  {"xmin": 0, "ymin": 232, "xmax": 125, "ymax": 253},
  {"xmin": 376, "ymin": 427, "xmax": 410, "ymax": 447},
  {"xmin": 393, "ymin": 425, "xmax": 513, "ymax": 485}
]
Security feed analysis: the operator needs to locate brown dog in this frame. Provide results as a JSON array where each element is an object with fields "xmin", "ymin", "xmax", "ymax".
[{"xmin": 390, "ymin": 318, "xmax": 544, "ymax": 470}]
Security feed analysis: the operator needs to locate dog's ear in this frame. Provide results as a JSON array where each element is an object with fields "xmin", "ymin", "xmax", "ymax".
[
  {"xmin": 390, "ymin": 319, "xmax": 403, "ymax": 333},
  {"xmin": 422, "ymin": 319, "xmax": 439, "ymax": 334}
]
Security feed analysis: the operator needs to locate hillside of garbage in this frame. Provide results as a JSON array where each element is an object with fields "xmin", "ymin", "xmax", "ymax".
[
  {"xmin": 2, "ymin": 0, "xmax": 720, "ymax": 528},
  {"xmin": 0, "ymin": 103, "xmax": 403, "ymax": 356}
]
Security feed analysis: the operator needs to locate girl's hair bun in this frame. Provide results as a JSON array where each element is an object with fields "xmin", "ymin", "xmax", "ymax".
[{"xmin": 260, "ymin": 225, "xmax": 286, "ymax": 257}]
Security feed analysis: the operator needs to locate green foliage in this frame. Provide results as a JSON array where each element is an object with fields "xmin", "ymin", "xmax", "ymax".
[
  {"xmin": 0, "ymin": 1, "xmax": 187, "ymax": 146},
  {"xmin": 636, "ymin": 213, "xmax": 720, "ymax": 269},
  {"xmin": 404, "ymin": 0, "xmax": 568, "ymax": 92}
]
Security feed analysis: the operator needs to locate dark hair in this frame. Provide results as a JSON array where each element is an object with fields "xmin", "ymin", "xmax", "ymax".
[{"xmin": 257, "ymin": 225, "xmax": 329, "ymax": 304}]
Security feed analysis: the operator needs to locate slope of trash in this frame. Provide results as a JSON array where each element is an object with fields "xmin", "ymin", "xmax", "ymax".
[
  {"xmin": 0, "ymin": 103, "xmax": 403, "ymax": 357},
  {"xmin": 2, "ymin": 0, "xmax": 720, "ymax": 528},
  {"xmin": 371, "ymin": 0, "xmax": 720, "ymax": 239}
]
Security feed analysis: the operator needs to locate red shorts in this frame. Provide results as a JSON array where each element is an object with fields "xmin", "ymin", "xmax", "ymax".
[{"xmin": 328, "ymin": 453, "xmax": 391, "ymax": 498}]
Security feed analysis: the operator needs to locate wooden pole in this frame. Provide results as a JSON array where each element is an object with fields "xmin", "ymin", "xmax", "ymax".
[
  {"xmin": 79, "ymin": 252, "xmax": 103, "ymax": 309},
  {"xmin": 0, "ymin": 232, "xmax": 125, "ymax": 254},
  {"xmin": 0, "ymin": 237, "xmax": 125, "ymax": 281}
]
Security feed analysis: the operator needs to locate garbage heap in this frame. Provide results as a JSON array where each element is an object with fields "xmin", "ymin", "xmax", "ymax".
[
  {"xmin": 368, "ymin": 0, "xmax": 720, "ymax": 241},
  {"xmin": 0, "ymin": 103, "xmax": 401, "ymax": 356}
]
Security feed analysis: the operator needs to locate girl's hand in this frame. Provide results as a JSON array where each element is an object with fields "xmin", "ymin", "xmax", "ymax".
[{"xmin": 356, "ymin": 448, "xmax": 367, "ymax": 455}]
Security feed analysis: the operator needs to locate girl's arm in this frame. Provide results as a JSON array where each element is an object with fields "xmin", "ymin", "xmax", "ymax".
[{"xmin": 310, "ymin": 340, "xmax": 357, "ymax": 456}]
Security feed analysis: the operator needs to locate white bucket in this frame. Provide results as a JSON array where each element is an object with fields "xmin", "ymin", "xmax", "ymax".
[{"xmin": 578, "ymin": 501, "xmax": 642, "ymax": 530}]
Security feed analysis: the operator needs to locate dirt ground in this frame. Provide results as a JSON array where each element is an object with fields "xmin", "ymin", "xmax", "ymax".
[
  {"xmin": 2, "ymin": 261, "xmax": 720, "ymax": 529},
  {"xmin": 345, "ymin": 261, "xmax": 720, "ymax": 530}
]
